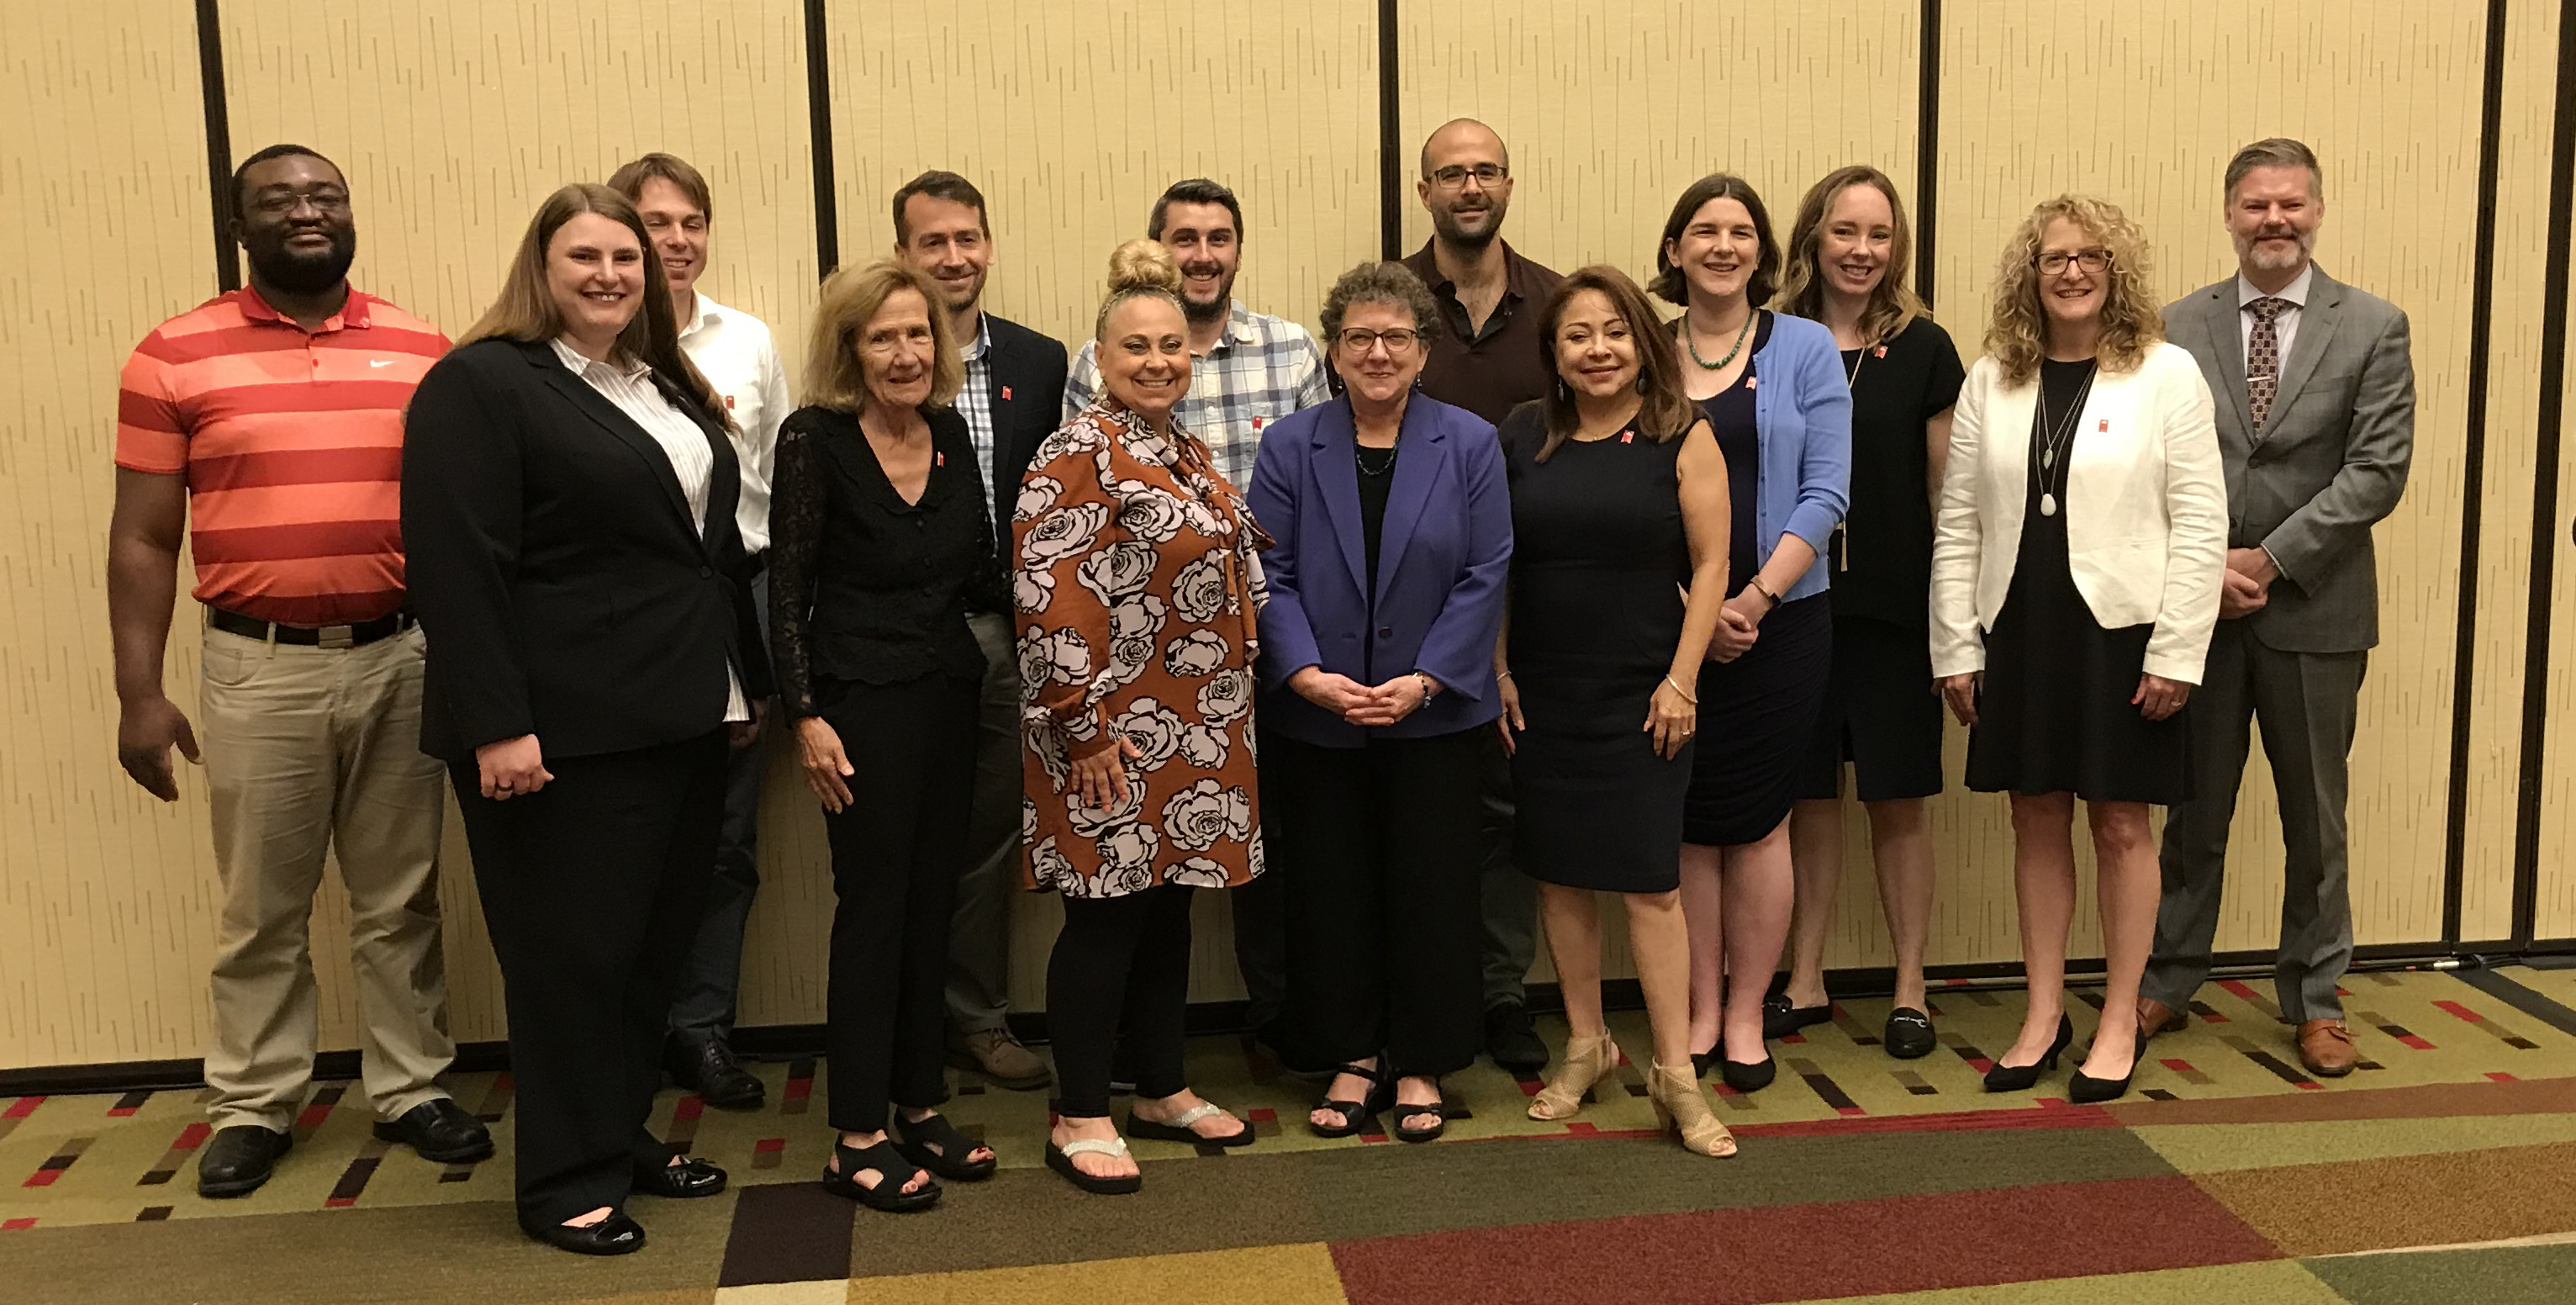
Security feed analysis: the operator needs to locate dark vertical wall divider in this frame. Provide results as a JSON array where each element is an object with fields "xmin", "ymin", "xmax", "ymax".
[{"xmin": 177, "ymin": 3, "xmax": 2568, "ymax": 957}]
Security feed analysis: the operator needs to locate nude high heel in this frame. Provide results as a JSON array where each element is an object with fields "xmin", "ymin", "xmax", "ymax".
[
  {"xmin": 1647, "ymin": 1061, "xmax": 1738, "ymax": 1158},
  {"xmin": 1527, "ymin": 1033, "xmax": 1621, "ymax": 1121}
]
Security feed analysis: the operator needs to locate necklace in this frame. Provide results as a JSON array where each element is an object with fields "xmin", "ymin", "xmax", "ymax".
[
  {"xmin": 1686, "ymin": 308, "xmax": 1757, "ymax": 370},
  {"xmin": 2034, "ymin": 362, "xmax": 2098, "ymax": 518},
  {"xmin": 1356, "ymin": 441, "xmax": 1398, "ymax": 477},
  {"xmin": 1841, "ymin": 341, "xmax": 1870, "ymax": 389}
]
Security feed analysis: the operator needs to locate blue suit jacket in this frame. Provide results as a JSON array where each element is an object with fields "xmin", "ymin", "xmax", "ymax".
[{"xmin": 1249, "ymin": 394, "xmax": 1512, "ymax": 747}]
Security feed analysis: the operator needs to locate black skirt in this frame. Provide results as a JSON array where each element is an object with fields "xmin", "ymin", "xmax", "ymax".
[
  {"xmin": 1682, "ymin": 592, "xmax": 1834, "ymax": 846},
  {"xmin": 1797, "ymin": 616, "xmax": 1945, "ymax": 803},
  {"xmin": 1965, "ymin": 361, "xmax": 2192, "ymax": 804}
]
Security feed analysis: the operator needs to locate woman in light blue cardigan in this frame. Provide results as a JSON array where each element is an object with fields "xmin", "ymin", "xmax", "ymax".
[{"xmin": 1655, "ymin": 174, "xmax": 1853, "ymax": 1092}]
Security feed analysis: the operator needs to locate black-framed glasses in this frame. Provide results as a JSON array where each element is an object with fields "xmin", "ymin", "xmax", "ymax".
[
  {"xmin": 1337, "ymin": 327, "xmax": 1421, "ymax": 354},
  {"xmin": 248, "ymin": 188, "xmax": 350, "ymax": 217},
  {"xmin": 2036, "ymin": 248, "xmax": 2113, "ymax": 275},
  {"xmin": 1428, "ymin": 164, "xmax": 1507, "ymax": 191}
]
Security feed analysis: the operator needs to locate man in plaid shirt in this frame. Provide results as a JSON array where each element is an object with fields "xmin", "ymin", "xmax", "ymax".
[{"xmin": 1064, "ymin": 178, "xmax": 1329, "ymax": 490}]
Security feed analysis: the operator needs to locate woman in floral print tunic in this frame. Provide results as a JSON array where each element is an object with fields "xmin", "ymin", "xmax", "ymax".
[{"xmin": 1016, "ymin": 240, "xmax": 1270, "ymax": 1195}]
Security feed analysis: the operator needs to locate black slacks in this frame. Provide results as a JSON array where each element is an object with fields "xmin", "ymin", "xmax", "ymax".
[
  {"xmin": 816, "ymin": 673, "xmax": 979, "ymax": 1129},
  {"xmin": 1048, "ymin": 885, "xmax": 1195, "ymax": 1118},
  {"xmin": 454, "ymin": 729, "xmax": 727, "ymax": 1226},
  {"xmin": 1270, "ymin": 726, "xmax": 1487, "ymax": 1078}
]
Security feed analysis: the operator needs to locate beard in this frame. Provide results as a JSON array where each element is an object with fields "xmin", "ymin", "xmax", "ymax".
[
  {"xmin": 1180, "ymin": 267, "xmax": 1234, "ymax": 326},
  {"xmin": 2236, "ymin": 226, "xmax": 2313, "ymax": 273},
  {"xmin": 246, "ymin": 226, "xmax": 357, "ymax": 294},
  {"xmin": 1431, "ymin": 200, "xmax": 1503, "ymax": 251}
]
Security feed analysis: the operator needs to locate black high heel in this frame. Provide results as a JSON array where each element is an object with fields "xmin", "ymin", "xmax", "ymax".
[
  {"xmin": 2069, "ymin": 1021, "xmax": 2140, "ymax": 1103},
  {"xmin": 1982, "ymin": 1015, "xmax": 2074, "ymax": 1092}
]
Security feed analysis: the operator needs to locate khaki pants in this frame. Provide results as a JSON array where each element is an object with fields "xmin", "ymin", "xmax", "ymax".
[{"xmin": 199, "ymin": 621, "xmax": 453, "ymax": 1129}]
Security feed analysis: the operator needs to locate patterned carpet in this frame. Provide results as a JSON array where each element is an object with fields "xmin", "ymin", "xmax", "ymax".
[{"xmin": 8, "ymin": 966, "xmax": 2576, "ymax": 1304}]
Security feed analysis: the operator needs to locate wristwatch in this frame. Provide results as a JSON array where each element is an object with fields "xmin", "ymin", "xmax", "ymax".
[{"xmin": 1412, "ymin": 671, "xmax": 1438, "ymax": 701}]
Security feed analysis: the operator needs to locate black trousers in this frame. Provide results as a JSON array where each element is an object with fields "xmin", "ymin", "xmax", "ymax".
[
  {"xmin": 453, "ymin": 730, "xmax": 727, "ymax": 1226},
  {"xmin": 817, "ymin": 674, "xmax": 979, "ymax": 1130},
  {"xmin": 1271, "ymin": 726, "xmax": 1486, "ymax": 1078},
  {"xmin": 1048, "ymin": 885, "xmax": 1195, "ymax": 1118}
]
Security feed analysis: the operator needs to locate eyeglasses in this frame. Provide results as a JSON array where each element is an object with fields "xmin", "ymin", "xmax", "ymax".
[
  {"xmin": 2036, "ymin": 249, "xmax": 2113, "ymax": 275},
  {"xmin": 248, "ymin": 188, "xmax": 350, "ymax": 217},
  {"xmin": 1337, "ymin": 327, "xmax": 1421, "ymax": 354},
  {"xmin": 1428, "ymin": 164, "xmax": 1508, "ymax": 191}
]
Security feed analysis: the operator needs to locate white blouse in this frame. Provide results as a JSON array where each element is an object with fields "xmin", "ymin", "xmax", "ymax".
[{"xmin": 552, "ymin": 336, "xmax": 751, "ymax": 724}]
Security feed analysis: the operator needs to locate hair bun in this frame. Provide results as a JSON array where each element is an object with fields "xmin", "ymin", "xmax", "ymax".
[{"xmin": 1106, "ymin": 239, "xmax": 1183, "ymax": 297}]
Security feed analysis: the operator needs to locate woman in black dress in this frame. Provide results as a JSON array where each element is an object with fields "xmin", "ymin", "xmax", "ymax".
[
  {"xmin": 1655, "ymin": 176, "xmax": 1852, "ymax": 1093},
  {"xmin": 1930, "ymin": 196, "xmax": 2225, "ymax": 1103},
  {"xmin": 769, "ymin": 261, "xmax": 1006, "ymax": 1210},
  {"xmin": 1502, "ymin": 267, "xmax": 1734, "ymax": 1157},
  {"xmin": 1775, "ymin": 166, "xmax": 1966, "ymax": 1060}
]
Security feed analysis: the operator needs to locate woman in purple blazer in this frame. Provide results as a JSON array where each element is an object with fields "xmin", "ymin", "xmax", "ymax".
[{"xmin": 1248, "ymin": 262, "xmax": 1512, "ymax": 1144}]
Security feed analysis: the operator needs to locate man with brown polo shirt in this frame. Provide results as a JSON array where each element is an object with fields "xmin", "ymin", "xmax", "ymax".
[
  {"xmin": 1399, "ymin": 119, "xmax": 1563, "ymax": 1073},
  {"xmin": 108, "ymin": 144, "xmax": 488, "ymax": 1198}
]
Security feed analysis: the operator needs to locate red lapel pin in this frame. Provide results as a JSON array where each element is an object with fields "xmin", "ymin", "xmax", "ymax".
[
  {"xmin": 724, "ymin": 394, "xmax": 736, "ymax": 409},
  {"xmin": 936, "ymin": 452, "xmax": 946, "ymax": 467},
  {"xmin": 1873, "ymin": 346, "xmax": 1887, "ymax": 358},
  {"xmin": 2098, "ymin": 419, "xmax": 2109, "ymax": 432},
  {"xmin": 1001, "ymin": 385, "xmax": 1013, "ymax": 400},
  {"xmin": 1745, "ymin": 375, "xmax": 1759, "ymax": 390},
  {"xmin": 1252, "ymin": 416, "xmax": 1264, "ymax": 430},
  {"xmin": 1620, "ymin": 431, "xmax": 1634, "ymax": 444}
]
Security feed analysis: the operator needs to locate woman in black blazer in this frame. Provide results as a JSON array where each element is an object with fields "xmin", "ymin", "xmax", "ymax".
[
  {"xmin": 403, "ymin": 183, "xmax": 769, "ymax": 1256},
  {"xmin": 768, "ymin": 261, "xmax": 1007, "ymax": 1211}
]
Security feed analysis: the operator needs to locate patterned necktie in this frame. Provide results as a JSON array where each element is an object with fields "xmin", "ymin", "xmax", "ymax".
[{"xmin": 2246, "ymin": 297, "xmax": 2292, "ymax": 431}]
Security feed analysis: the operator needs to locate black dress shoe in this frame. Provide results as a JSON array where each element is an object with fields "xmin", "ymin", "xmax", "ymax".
[
  {"xmin": 521, "ymin": 1211, "xmax": 647, "ymax": 1256},
  {"xmin": 1761, "ymin": 994, "xmax": 1833, "ymax": 1039},
  {"xmin": 198, "ymin": 1124, "xmax": 291, "ymax": 1198},
  {"xmin": 1718, "ymin": 1054, "xmax": 1777, "ymax": 1093},
  {"xmin": 669, "ymin": 1037, "xmax": 765, "ymax": 1111},
  {"xmin": 1883, "ymin": 1007, "xmax": 1937, "ymax": 1060},
  {"xmin": 632, "ymin": 1155, "xmax": 728, "ymax": 1199},
  {"xmin": 1486, "ymin": 1001, "xmax": 1549, "ymax": 1073},
  {"xmin": 372, "ymin": 1098, "xmax": 494, "ymax": 1164}
]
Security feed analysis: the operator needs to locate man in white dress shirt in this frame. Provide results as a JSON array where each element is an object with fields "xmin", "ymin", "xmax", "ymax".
[{"xmin": 610, "ymin": 153, "xmax": 793, "ymax": 1109}]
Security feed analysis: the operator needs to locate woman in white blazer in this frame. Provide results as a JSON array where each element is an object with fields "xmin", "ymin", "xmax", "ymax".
[{"xmin": 1929, "ymin": 195, "xmax": 2224, "ymax": 1105}]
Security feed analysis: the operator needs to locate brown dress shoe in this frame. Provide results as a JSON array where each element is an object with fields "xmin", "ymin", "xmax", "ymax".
[
  {"xmin": 2136, "ymin": 997, "xmax": 2188, "ymax": 1043},
  {"xmin": 2297, "ymin": 1018, "xmax": 2357, "ymax": 1078},
  {"xmin": 950, "ymin": 1028, "xmax": 1052, "ymax": 1091}
]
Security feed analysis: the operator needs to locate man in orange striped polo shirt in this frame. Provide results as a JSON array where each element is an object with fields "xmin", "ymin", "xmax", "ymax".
[{"xmin": 107, "ymin": 145, "xmax": 491, "ymax": 1198}]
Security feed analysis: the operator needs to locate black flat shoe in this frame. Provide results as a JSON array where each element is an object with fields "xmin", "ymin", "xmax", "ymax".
[
  {"xmin": 1485, "ymin": 1001, "xmax": 1549, "ymax": 1073},
  {"xmin": 1883, "ymin": 1007, "xmax": 1937, "ymax": 1060},
  {"xmin": 373, "ymin": 1098, "xmax": 494, "ymax": 1164},
  {"xmin": 632, "ymin": 1155, "xmax": 727, "ymax": 1199},
  {"xmin": 1983, "ymin": 1015, "xmax": 2075, "ymax": 1092},
  {"xmin": 1309, "ymin": 1063, "xmax": 1388, "ymax": 1139},
  {"xmin": 889, "ymin": 1112, "xmax": 997, "ymax": 1181},
  {"xmin": 520, "ymin": 1211, "xmax": 645, "ymax": 1256},
  {"xmin": 1718, "ymin": 1054, "xmax": 1776, "ymax": 1093},
  {"xmin": 198, "ymin": 1125, "xmax": 291, "ymax": 1198},
  {"xmin": 668, "ymin": 1036, "xmax": 765, "ymax": 1111},
  {"xmin": 1689, "ymin": 1047, "xmax": 1718, "ymax": 1080},
  {"xmin": 1761, "ymin": 994, "xmax": 1833, "ymax": 1039},
  {"xmin": 821, "ymin": 1138, "xmax": 940, "ymax": 1212}
]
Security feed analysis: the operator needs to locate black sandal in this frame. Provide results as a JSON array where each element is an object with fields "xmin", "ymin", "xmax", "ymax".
[
  {"xmin": 1308, "ymin": 1063, "xmax": 1388, "ymax": 1139},
  {"xmin": 821, "ymin": 1138, "xmax": 940, "ymax": 1212},
  {"xmin": 1045, "ymin": 1135, "xmax": 1142, "ymax": 1196},
  {"xmin": 1389, "ymin": 1081, "xmax": 1451, "ymax": 1144},
  {"xmin": 889, "ymin": 1112, "xmax": 997, "ymax": 1181},
  {"xmin": 1126, "ymin": 1099, "xmax": 1254, "ymax": 1147}
]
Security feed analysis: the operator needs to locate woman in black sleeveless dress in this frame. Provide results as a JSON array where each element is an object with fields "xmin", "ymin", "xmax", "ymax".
[{"xmin": 1501, "ymin": 267, "xmax": 1735, "ymax": 1158}]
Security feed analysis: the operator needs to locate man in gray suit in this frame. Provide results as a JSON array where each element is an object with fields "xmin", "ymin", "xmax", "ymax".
[{"xmin": 2138, "ymin": 138, "xmax": 2414, "ymax": 1078}]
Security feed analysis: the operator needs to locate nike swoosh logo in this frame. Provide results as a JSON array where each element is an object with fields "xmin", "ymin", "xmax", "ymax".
[{"xmin": 370, "ymin": 359, "xmax": 397, "ymax": 367}]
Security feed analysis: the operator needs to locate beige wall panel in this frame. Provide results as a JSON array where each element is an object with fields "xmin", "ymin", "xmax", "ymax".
[
  {"xmin": 1932, "ymin": 1, "xmax": 2482, "ymax": 967},
  {"xmin": 826, "ymin": 0, "xmax": 1380, "ymax": 1006},
  {"xmin": 2463, "ymin": 0, "xmax": 2558, "ymax": 943},
  {"xmin": 2539, "ymin": 5, "xmax": 2576, "ymax": 941},
  {"xmin": 212, "ymin": 0, "xmax": 821, "ymax": 1050},
  {"xmin": 1397, "ymin": 1, "xmax": 1920, "ymax": 981},
  {"xmin": 0, "ymin": 2, "xmax": 215, "ymax": 1070},
  {"xmin": 1394, "ymin": 2, "xmax": 1920, "ymax": 288}
]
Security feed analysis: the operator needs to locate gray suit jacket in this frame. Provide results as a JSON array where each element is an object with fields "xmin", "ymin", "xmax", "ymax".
[{"xmin": 2163, "ymin": 267, "xmax": 2415, "ymax": 653}]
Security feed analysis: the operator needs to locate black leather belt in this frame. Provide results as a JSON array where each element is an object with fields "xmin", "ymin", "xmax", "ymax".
[{"xmin": 207, "ymin": 606, "xmax": 414, "ymax": 648}]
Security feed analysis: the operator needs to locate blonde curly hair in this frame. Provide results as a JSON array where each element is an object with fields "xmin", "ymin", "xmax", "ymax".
[{"xmin": 1983, "ymin": 194, "xmax": 2161, "ymax": 385}]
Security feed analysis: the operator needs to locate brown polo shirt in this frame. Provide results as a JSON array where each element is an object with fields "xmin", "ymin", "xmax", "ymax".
[{"xmin": 1400, "ymin": 239, "xmax": 1564, "ymax": 426}]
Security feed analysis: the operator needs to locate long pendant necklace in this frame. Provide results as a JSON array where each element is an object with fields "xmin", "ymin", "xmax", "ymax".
[
  {"xmin": 2034, "ymin": 364, "xmax": 2097, "ymax": 518},
  {"xmin": 1687, "ymin": 308, "xmax": 1757, "ymax": 370}
]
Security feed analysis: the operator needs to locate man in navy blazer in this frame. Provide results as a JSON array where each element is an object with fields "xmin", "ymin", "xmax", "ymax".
[{"xmin": 894, "ymin": 171, "xmax": 1069, "ymax": 1092}]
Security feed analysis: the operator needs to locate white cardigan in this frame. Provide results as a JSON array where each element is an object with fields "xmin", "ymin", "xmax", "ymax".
[{"xmin": 1929, "ymin": 341, "xmax": 2226, "ymax": 685}]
